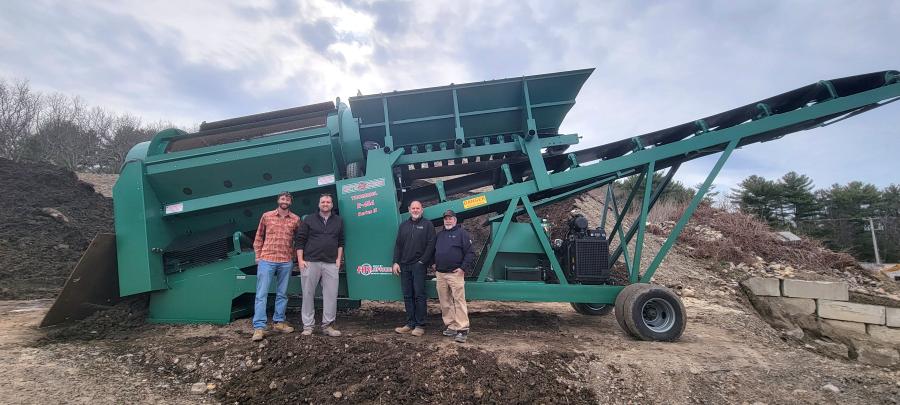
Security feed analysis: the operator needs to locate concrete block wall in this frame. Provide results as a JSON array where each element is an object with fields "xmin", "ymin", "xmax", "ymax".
[{"xmin": 741, "ymin": 277, "xmax": 900, "ymax": 367}]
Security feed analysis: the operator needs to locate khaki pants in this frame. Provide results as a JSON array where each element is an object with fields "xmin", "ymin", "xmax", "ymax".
[
  {"xmin": 436, "ymin": 271, "xmax": 469, "ymax": 331},
  {"xmin": 301, "ymin": 261, "xmax": 339, "ymax": 328}
]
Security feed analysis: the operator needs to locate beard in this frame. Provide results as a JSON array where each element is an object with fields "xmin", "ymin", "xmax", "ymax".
[{"xmin": 279, "ymin": 203, "xmax": 291, "ymax": 210}]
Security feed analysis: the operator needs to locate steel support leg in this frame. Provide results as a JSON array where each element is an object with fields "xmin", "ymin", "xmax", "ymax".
[
  {"xmin": 610, "ymin": 164, "xmax": 681, "ymax": 265},
  {"xmin": 639, "ymin": 140, "xmax": 738, "ymax": 283},
  {"xmin": 631, "ymin": 161, "xmax": 656, "ymax": 283},
  {"xmin": 477, "ymin": 198, "xmax": 520, "ymax": 282},
  {"xmin": 520, "ymin": 195, "xmax": 568, "ymax": 284}
]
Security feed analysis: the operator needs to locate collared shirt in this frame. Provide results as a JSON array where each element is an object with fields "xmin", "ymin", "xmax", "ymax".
[{"xmin": 253, "ymin": 209, "xmax": 301, "ymax": 263}]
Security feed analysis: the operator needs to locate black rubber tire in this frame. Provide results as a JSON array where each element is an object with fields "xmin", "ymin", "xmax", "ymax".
[
  {"xmin": 614, "ymin": 283, "xmax": 654, "ymax": 337},
  {"xmin": 570, "ymin": 302, "xmax": 614, "ymax": 316},
  {"xmin": 346, "ymin": 162, "xmax": 362, "ymax": 178},
  {"xmin": 622, "ymin": 286, "xmax": 686, "ymax": 342}
]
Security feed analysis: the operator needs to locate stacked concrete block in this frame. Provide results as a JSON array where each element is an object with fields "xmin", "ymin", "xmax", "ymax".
[
  {"xmin": 742, "ymin": 277, "xmax": 780, "ymax": 296},
  {"xmin": 741, "ymin": 276, "xmax": 900, "ymax": 367},
  {"xmin": 887, "ymin": 307, "xmax": 900, "ymax": 328},
  {"xmin": 817, "ymin": 300, "xmax": 885, "ymax": 324},
  {"xmin": 782, "ymin": 279, "xmax": 849, "ymax": 301}
]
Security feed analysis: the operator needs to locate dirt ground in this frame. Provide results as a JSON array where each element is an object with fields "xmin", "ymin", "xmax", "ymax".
[
  {"xmin": 5, "ymin": 290, "xmax": 900, "ymax": 404},
  {"xmin": 2, "ymin": 166, "xmax": 900, "ymax": 404}
]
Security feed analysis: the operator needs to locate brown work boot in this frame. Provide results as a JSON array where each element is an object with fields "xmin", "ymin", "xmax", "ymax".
[
  {"xmin": 301, "ymin": 327, "xmax": 313, "ymax": 336},
  {"xmin": 394, "ymin": 325, "xmax": 413, "ymax": 334},
  {"xmin": 322, "ymin": 326, "xmax": 342, "ymax": 337},
  {"xmin": 411, "ymin": 327, "xmax": 425, "ymax": 337},
  {"xmin": 273, "ymin": 322, "xmax": 294, "ymax": 334},
  {"xmin": 251, "ymin": 329, "xmax": 265, "ymax": 341}
]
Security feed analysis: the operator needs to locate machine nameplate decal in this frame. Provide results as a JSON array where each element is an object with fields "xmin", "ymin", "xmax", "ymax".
[
  {"xmin": 462, "ymin": 195, "xmax": 487, "ymax": 209},
  {"xmin": 356, "ymin": 263, "xmax": 392, "ymax": 276},
  {"xmin": 341, "ymin": 177, "xmax": 386, "ymax": 194}
]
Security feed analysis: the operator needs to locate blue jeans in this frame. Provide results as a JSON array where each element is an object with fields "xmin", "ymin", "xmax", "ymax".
[
  {"xmin": 400, "ymin": 262, "xmax": 427, "ymax": 328},
  {"xmin": 253, "ymin": 259, "xmax": 292, "ymax": 329}
]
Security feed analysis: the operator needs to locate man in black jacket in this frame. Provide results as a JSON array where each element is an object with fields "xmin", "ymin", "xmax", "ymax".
[
  {"xmin": 295, "ymin": 193, "xmax": 345, "ymax": 337},
  {"xmin": 433, "ymin": 209, "xmax": 474, "ymax": 343},
  {"xmin": 392, "ymin": 200, "xmax": 436, "ymax": 337}
]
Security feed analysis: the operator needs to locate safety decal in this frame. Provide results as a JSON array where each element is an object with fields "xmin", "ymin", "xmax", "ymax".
[{"xmin": 462, "ymin": 195, "xmax": 487, "ymax": 209}]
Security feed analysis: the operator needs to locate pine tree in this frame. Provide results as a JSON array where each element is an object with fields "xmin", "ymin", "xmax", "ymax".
[
  {"xmin": 730, "ymin": 175, "xmax": 782, "ymax": 225},
  {"xmin": 780, "ymin": 171, "xmax": 820, "ymax": 227}
]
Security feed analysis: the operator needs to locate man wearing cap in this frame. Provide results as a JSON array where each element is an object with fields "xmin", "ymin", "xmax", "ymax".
[
  {"xmin": 392, "ymin": 200, "xmax": 436, "ymax": 337},
  {"xmin": 433, "ymin": 209, "xmax": 475, "ymax": 343}
]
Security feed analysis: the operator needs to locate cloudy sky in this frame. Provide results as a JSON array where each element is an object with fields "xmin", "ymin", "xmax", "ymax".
[{"xmin": 1, "ymin": 0, "xmax": 898, "ymax": 193}]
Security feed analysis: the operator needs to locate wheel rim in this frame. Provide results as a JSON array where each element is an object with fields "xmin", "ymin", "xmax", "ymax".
[
  {"xmin": 641, "ymin": 298, "xmax": 675, "ymax": 333},
  {"xmin": 584, "ymin": 304, "xmax": 607, "ymax": 311}
]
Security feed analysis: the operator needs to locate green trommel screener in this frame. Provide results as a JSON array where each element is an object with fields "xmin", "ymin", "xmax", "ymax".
[{"xmin": 43, "ymin": 68, "xmax": 900, "ymax": 341}]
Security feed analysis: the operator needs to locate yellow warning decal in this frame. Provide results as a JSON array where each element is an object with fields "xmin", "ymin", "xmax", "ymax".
[{"xmin": 462, "ymin": 195, "xmax": 488, "ymax": 209}]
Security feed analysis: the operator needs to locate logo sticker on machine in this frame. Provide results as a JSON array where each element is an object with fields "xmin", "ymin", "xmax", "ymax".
[
  {"xmin": 164, "ymin": 202, "xmax": 184, "ymax": 215},
  {"xmin": 341, "ymin": 177, "xmax": 386, "ymax": 194},
  {"xmin": 462, "ymin": 195, "xmax": 487, "ymax": 209},
  {"xmin": 356, "ymin": 263, "xmax": 392, "ymax": 276},
  {"xmin": 317, "ymin": 174, "xmax": 335, "ymax": 186}
]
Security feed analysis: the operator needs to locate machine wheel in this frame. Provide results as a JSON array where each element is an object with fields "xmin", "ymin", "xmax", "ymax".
[
  {"xmin": 346, "ymin": 162, "xmax": 362, "ymax": 178},
  {"xmin": 614, "ymin": 283, "xmax": 654, "ymax": 336},
  {"xmin": 622, "ymin": 286, "xmax": 686, "ymax": 342},
  {"xmin": 570, "ymin": 302, "xmax": 613, "ymax": 316}
]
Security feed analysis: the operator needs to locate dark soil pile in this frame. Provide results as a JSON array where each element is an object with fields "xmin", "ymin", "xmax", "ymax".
[
  {"xmin": 0, "ymin": 158, "xmax": 113, "ymax": 299},
  {"xmin": 37, "ymin": 295, "xmax": 148, "ymax": 344},
  {"xmin": 218, "ymin": 336, "xmax": 595, "ymax": 404}
]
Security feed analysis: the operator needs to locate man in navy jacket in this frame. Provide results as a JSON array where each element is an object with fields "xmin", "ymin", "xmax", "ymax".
[{"xmin": 433, "ymin": 209, "xmax": 474, "ymax": 343}]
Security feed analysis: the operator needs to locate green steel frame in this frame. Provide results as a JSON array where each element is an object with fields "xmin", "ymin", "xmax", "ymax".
[
  {"xmin": 98, "ymin": 68, "xmax": 900, "ymax": 325},
  {"xmin": 399, "ymin": 78, "xmax": 900, "ymax": 305}
]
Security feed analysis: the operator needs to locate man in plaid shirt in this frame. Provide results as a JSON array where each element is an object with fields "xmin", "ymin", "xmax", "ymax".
[{"xmin": 251, "ymin": 191, "xmax": 301, "ymax": 341}]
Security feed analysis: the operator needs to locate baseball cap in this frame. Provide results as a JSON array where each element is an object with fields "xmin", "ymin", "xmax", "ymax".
[{"xmin": 443, "ymin": 209, "xmax": 456, "ymax": 218}]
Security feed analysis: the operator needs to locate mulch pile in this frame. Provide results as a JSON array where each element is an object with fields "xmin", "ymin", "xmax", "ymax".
[
  {"xmin": 671, "ymin": 204, "xmax": 857, "ymax": 270},
  {"xmin": 0, "ymin": 158, "xmax": 113, "ymax": 299}
]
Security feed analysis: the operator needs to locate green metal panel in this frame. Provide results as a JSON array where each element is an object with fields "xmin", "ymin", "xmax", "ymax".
[
  {"xmin": 350, "ymin": 69, "xmax": 593, "ymax": 149},
  {"xmin": 433, "ymin": 281, "xmax": 624, "ymax": 303},
  {"xmin": 492, "ymin": 222, "xmax": 544, "ymax": 253},
  {"xmin": 336, "ymin": 150, "xmax": 405, "ymax": 300},
  {"xmin": 148, "ymin": 266, "xmax": 247, "ymax": 324},
  {"xmin": 113, "ymin": 161, "xmax": 171, "ymax": 295},
  {"xmin": 146, "ymin": 136, "xmax": 334, "ymax": 205}
]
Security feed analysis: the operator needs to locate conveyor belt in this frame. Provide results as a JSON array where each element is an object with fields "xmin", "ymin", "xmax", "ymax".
[{"xmin": 400, "ymin": 71, "xmax": 899, "ymax": 211}]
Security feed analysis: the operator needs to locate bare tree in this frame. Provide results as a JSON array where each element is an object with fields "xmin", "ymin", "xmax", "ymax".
[
  {"xmin": 23, "ymin": 93, "xmax": 102, "ymax": 171},
  {"xmin": 2, "ymin": 74, "xmax": 193, "ymax": 172},
  {"xmin": 99, "ymin": 113, "xmax": 155, "ymax": 172},
  {"xmin": 0, "ymin": 79, "xmax": 41, "ymax": 160}
]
